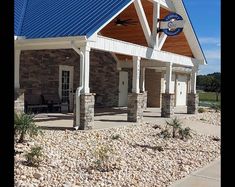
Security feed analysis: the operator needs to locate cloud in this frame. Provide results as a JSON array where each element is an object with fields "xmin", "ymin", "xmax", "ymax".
[
  {"xmin": 204, "ymin": 49, "xmax": 221, "ymax": 60},
  {"xmin": 199, "ymin": 37, "xmax": 220, "ymax": 46}
]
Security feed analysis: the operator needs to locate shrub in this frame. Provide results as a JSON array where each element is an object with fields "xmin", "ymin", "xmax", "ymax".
[
  {"xmin": 24, "ymin": 146, "xmax": 43, "ymax": 167},
  {"xmin": 179, "ymin": 127, "xmax": 192, "ymax": 140},
  {"xmin": 166, "ymin": 117, "xmax": 182, "ymax": 138},
  {"xmin": 93, "ymin": 144, "xmax": 114, "ymax": 172},
  {"xmin": 198, "ymin": 107, "xmax": 206, "ymax": 113},
  {"xmin": 14, "ymin": 112, "xmax": 42, "ymax": 143}
]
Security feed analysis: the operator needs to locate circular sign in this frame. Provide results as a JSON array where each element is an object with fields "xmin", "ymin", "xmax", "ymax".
[{"xmin": 162, "ymin": 13, "xmax": 183, "ymax": 36}]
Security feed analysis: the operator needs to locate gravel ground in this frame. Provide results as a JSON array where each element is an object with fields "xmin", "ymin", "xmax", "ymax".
[
  {"xmin": 180, "ymin": 109, "xmax": 221, "ymax": 126},
  {"xmin": 14, "ymin": 111, "xmax": 221, "ymax": 187}
]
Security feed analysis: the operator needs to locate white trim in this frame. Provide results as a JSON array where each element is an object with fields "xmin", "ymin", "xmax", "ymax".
[
  {"xmin": 158, "ymin": 33, "xmax": 168, "ymax": 50},
  {"xmin": 165, "ymin": 62, "xmax": 173, "ymax": 93},
  {"xmin": 151, "ymin": 2, "xmax": 160, "ymax": 49},
  {"xmin": 190, "ymin": 65, "xmax": 198, "ymax": 94},
  {"xmin": 140, "ymin": 67, "xmax": 146, "ymax": 92},
  {"xmin": 147, "ymin": 0, "xmax": 176, "ymax": 11},
  {"xmin": 89, "ymin": 35, "xmax": 197, "ymax": 67},
  {"xmin": 14, "ymin": 50, "xmax": 21, "ymax": 89},
  {"xmin": 59, "ymin": 65, "xmax": 74, "ymax": 111},
  {"xmin": 171, "ymin": 0, "xmax": 206, "ymax": 64},
  {"xmin": 80, "ymin": 46, "xmax": 91, "ymax": 94},
  {"xmin": 132, "ymin": 56, "xmax": 141, "ymax": 93},
  {"xmin": 118, "ymin": 60, "xmax": 192, "ymax": 73},
  {"xmin": 134, "ymin": 0, "xmax": 152, "ymax": 46},
  {"xmin": 14, "ymin": 36, "xmax": 88, "ymax": 50}
]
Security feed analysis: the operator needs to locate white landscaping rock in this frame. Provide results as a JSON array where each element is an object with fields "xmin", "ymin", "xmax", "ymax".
[{"xmin": 14, "ymin": 111, "xmax": 220, "ymax": 187}]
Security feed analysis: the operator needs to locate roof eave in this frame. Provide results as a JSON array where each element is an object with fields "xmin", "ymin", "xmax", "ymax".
[{"xmin": 171, "ymin": 0, "xmax": 207, "ymax": 65}]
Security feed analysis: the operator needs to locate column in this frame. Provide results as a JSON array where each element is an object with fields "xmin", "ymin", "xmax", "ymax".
[
  {"xmin": 14, "ymin": 50, "xmax": 25, "ymax": 114},
  {"xmin": 15, "ymin": 50, "xmax": 21, "ymax": 89},
  {"xmin": 79, "ymin": 46, "xmax": 95, "ymax": 130},
  {"xmin": 161, "ymin": 62, "xmax": 174, "ymax": 117},
  {"xmin": 187, "ymin": 64, "xmax": 199, "ymax": 114},
  {"xmin": 140, "ymin": 67, "xmax": 147, "ymax": 110},
  {"xmin": 128, "ymin": 56, "xmax": 144, "ymax": 122}
]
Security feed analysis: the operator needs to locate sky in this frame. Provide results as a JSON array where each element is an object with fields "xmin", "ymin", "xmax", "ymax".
[{"xmin": 183, "ymin": 0, "xmax": 221, "ymax": 75}]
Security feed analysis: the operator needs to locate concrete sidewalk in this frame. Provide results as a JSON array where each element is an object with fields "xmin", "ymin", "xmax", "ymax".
[{"xmin": 169, "ymin": 158, "xmax": 221, "ymax": 187}]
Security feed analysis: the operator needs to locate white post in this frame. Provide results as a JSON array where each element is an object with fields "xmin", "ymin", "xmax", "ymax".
[
  {"xmin": 140, "ymin": 67, "xmax": 146, "ymax": 92},
  {"xmin": 80, "ymin": 46, "xmax": 91, "ymax": 94},
  {"xmin": 15, "ymin": 50, "xmax": 21, "ymax": 89},
  {"xmin": 151, "ymin": 2, "xmax": 160, "ymax": 49},
  {"xmin": 191, "ymin": 64, "xmax": 198, "ymax": 94},
  {"xmin": 165, "ymin": 62, "xmax": 173, "ymax": 94},
  {"xmin": 132, "ymin": 56, "xmax": 141, "ymax": 93}
]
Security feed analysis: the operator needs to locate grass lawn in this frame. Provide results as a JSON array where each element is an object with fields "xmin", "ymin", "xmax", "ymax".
[{"xmin": 198, "ymin": 92, "xmax": 220, "ymax": 107}]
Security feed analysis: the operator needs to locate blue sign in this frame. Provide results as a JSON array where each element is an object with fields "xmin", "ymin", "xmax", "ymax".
[{"xmin": 160, "ymin": 13, "xmax": 184, "ymax": 36}]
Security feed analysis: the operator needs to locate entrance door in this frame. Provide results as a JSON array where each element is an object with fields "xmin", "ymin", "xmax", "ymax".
[
  {"xmin": 118, "ymin": 71, "xmax": 128, "ymax": 107},
  {"xmin": 176, "ymin": 75, "xmax": 187, "ymax": 106},
  {"xmin": 59, "ymin": 65, "xmax": 74, "ymax": 112}
]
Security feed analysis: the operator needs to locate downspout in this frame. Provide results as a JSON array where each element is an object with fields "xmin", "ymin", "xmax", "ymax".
[{"xmin": 71, "ymin": 42, "xmax": 84, "ymax": 130}]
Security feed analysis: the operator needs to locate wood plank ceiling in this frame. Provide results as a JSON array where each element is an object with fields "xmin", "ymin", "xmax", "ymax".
[{"xmin": 100, "ymin": 0, "xmax": 194, "ymax": 61}]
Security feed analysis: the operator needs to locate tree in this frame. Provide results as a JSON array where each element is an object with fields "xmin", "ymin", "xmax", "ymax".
[{"xmin": 196, "ymin": 72, "xmax": 221, "ymax": 101}]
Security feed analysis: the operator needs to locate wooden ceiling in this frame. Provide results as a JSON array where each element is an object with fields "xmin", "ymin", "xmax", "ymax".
[{"xmin": 100, "ymin": 0, "xmax": 194, "ymax": 60}]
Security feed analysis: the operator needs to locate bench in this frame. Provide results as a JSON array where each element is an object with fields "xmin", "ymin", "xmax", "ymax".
[
  {"xmin": 25, "ymin": 94, "xmax": 48, "ymax": 113},
  {"xmin": 43, "ymin": 94, "xmax": 62, "ymax": 112}
]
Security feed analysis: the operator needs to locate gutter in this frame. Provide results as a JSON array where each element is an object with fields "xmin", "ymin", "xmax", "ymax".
[{"xmin": 71, "ymin": 42, "xmax": 85, "ymax": 130}]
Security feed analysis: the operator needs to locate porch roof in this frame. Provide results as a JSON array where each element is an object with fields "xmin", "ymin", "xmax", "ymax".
[{"xmin": 14, "ymin": 0, "xmax": 132, "ymax": 39}]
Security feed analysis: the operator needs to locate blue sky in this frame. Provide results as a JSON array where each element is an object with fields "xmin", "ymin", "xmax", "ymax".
[{"xmin": 183, "ymin": 0, "xmax": 221, "ymax": 75}]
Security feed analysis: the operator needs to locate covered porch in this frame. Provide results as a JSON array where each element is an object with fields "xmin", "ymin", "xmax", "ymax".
[
  {"xmin": 14, "ymin": 0, "xmax": 206, "ymax": 130},
  {"xmin": 34, "ymin": 106, "xmax": 188, "ymax": 130}
]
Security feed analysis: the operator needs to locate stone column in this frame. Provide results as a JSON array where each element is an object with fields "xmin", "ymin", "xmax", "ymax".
[
  {"xmin": 79, "ymin": 93, "xmax": 95, "ymax": 130},
  {"xmin": 187, "ymin": 63, "xmax": 199, "ymax": 114},
  {"xmin": 14, "ymin": 89, "xmax": 25, "ymax": 114},
  {"xmin": 128, "ymin": 56, "xmax": 144, "ymax": 122},
  {"xmin": 187, "ymin": 93, "xmax": 199, "ymax": 114},
  {"xmin": 127, "ymin": 93, "xmax": 144, "ymax": 122},
  {"xmin": 161, "ymin": 63, "xmax": 174, "ymax": 117},
  {"xmin": 161, "ymin": 93, "xmax": 174, "ymax": 117}
]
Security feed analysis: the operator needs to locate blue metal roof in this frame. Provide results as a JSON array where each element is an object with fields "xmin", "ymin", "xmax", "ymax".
[{"xmin": 14, "ymin": 0, "xmax": 132, "ymax": 39}]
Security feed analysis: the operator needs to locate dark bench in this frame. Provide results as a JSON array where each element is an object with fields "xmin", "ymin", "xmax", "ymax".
[
  {"xmin": 25, "ymin": 94, "xmax": 48, "ymax": 113},
  {"xmin": 43, "ymin": 94, "xmax": 62, "ymax": 112}
]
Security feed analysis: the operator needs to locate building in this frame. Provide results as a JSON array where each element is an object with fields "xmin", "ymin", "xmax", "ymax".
[{"xmin": 14, "ymin": 0, "xmax": 206, "ymax": 129}]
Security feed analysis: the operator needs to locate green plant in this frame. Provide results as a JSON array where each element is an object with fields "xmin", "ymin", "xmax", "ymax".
[
  {"xmin": 166, "ymin": 117, "xmax": 182, "ymax": 138},
  {"xmin": 93, "ymin": 144, "xmax": 114, "ymax": 172},
  {"xmin": 198, "ymin": 107, "xmax": 206, "ymax": 113},
  {"xmin": 24, "ymin": 146, "xmax": 43, "ymax": 167},
  {"xmin": 179, "ymin": 127, "xmax": 192, "ymax": 140},
  {"xmin": 14, "ymin": 112, "xmax": 42, "ymax": 143},
  {"xmin": 111, "ymin": 134, "xmax": 121, "ymax": 140}
]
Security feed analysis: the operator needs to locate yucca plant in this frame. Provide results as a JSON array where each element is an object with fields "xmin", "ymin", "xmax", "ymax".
[
  {"xmin": 14, "ymin": 112, "xmax": 41, "ymax": 143},
  {"xmin": 179, "ymin": 127, "xmax": 192, "ymax": 140},
  {"xmin": 166, "ymin": 117, "xmax": 182, "ymax": 138}
]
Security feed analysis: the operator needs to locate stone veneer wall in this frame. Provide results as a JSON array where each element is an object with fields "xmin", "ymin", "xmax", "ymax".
[
  {"xmin": 127, "ymin": 93, "xmax": 144, "ymax": 122},
  {"xmin": 161, "ymin": 93, "xmax": 175, "ymax": 117},
  {"xmin": 14, "ymin": 89, "xmax": 25, "ymax": 114},
  {"xmin": 187, "ymin": 93, "xmax": 199, "ymax": 114},
  {"xmin": 20, "ymin": 49, "xmax": 119, "ymax": 107}
]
